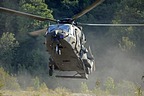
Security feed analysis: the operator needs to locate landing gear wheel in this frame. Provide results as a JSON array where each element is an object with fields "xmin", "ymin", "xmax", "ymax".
[
  {"xmin": 86, "ymin": 67, "xmax": 91, "ymax": 74},
  {"xmin": 49, "ymin": 65, "xmax": 54, "ymax": 76},
  {"xmin": 85, "ymin": 73, "xmax": 88, "ymax": 79},
  {"xmin": 49, "ymin": 69, "xmax": 53, "ymax": 76}
]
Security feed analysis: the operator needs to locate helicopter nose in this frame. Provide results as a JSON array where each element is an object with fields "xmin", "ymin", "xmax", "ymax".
[
  {"xmin": 57, "ymin": 33, "xmax": 64, "ymax": 39},
  {"xmin": 52, "ymin": 31, "xmax": 65, "ymax": 41}
]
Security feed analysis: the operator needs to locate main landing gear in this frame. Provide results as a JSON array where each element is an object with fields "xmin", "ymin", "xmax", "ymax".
[
  {"xmin": 48, "ymin": 58, "xmax": 54, "ymax": 76},
  {"xmin": 49, "ymin": 65, "xmax": 54, "ymax": 76}
]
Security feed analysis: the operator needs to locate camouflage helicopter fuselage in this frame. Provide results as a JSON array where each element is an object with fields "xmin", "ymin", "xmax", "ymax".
[{"xmin": 45, "ymin": 24, "xmax": 95, "ymax": 79}]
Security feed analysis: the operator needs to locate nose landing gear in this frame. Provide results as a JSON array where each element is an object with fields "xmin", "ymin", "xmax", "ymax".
[
  {"xmin": 55, "ymin": 44, "xmax": 63, "ymax": 55},
  {"xmin": 56, "ymin": 44, "xmax": 61, "ymax": 55},
  {"xmin": 49, "ymin": 65, "xmax": 53, "ymax": 76}
]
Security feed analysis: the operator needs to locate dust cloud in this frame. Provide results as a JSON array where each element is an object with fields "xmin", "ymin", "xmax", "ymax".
[
  {"xmin": 43, "ymin": 27, "xmax": 144, "ymax": 91},
  {"xmin": 17, "ymin": 27, "xmax": 144, "ymax": 92},
  {"xmin": 87, "ymin": 28, "xmax": 144, "ymax": 89}
]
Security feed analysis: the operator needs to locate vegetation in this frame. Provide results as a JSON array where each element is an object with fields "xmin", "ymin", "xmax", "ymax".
[
  {"xmin": 0, "ymin": 68, "xmax": 143, "ymax": 96},
  {"xmin": 0, "ymin": 67, "xmax": 20, "ymax": 90},
  {"xmin": 80, "ymin": 77, "xmax": 143, "ymax": 96},
  {"xmin": 0, "ymin": 0, "xmax": 143, "ymax": 77},
  {"xmin": 0, "ymin": 0, "xmax": 144, "ymax": 95}
]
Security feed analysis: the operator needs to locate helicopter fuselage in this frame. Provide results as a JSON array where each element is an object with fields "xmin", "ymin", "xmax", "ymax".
[
  {"xmin": 45, "ymin": 24, "xmax": 91, "ymax": 78},
  {"xmin": 45, "ymin": 24, "xmax": 82, "ymax": 69}
]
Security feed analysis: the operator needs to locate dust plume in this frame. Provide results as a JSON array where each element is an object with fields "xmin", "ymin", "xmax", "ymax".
[
  {"xmin": 42, "ymin": 27, "xmax": 144, "ymax": 91},
  {"xmin": 85, "ymin": 27, "xmax": 144, "ymax": 89},
  {"xmin": 16, "ymin": 27, "xmax": 144, "ymax": 92}
]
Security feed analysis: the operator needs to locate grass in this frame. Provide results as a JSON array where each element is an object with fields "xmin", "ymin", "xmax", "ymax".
[
  {"xmin": 0, "ymin": 88, "xmax": 72, "ymax": 96},
  {"xmin": 0, "ymin": 67, "xmax": 143, "ymax": 96},
  {"xmin": 0, "ymin": 80, "xmax": 143, "ymax": 96}
]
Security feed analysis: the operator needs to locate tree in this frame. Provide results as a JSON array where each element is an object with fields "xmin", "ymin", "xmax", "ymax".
[
  {"xmin": 14, "ymin": 0, "xmax": 53, "ymax": 75},
  {"xmin": 0, "ymin": 32, "xmax": 19, "ymax": 72},
  {"xmin": 108, "ymin": 0, "xmax": 144, "ymax": 54},
  {"xmin": 0, "ymin": 0, "xmax": 19, "ymax": 35},
  {"xmin": 0, "ymin": 0, "xmax": 53, "ymax": 75},
  {"xmin": 17, "ymin": 0, "xmax": 53, "ymax": 41}
]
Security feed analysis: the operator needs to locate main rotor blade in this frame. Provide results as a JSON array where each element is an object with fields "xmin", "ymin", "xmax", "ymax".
[
  {"xmin": 0, "ymin": 7, "xmax": 56, "ymax": 22},
  {"xmin": 78, "ymin": 23, "xmax": 144, "ymax": 26},
  {"xmin": 28, "ymin": 28, "xmax": 47, "ymax": 36},
  {"xmin": 72, "ymin": 0, "xmax": 104, "ymax": 20}
]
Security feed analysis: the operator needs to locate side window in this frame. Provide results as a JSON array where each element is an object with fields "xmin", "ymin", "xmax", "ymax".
[
  {"xmin": 73, "ymin": 28, "xmax": 75, "ymax": 36},
  {"xmin": 48, "ymin": 25, "xmax": 57, "ymax": 33},
  {"xmin": 72, "ymin": 26, "xmax": 77, "ymax": 36},
  {"xmin": 67, "ymin": 25, "xmax": 73, "ymax": 36}
]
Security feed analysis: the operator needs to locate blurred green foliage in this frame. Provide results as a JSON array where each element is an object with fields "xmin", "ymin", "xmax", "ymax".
[
  {"xmin": 80, "ymin": 82, "xmax": 90, "ymax": 93},
  {"xmin": 0, "ymin": 1, "xmax": 143, "ymax": 91},
  {"xmin": 0, "ymin": 32, "xmax": 19, "ymax": 72},
  {"xmin": 104, "ymin": 77, "xmax": 116, "ymax": 94},
  {"xmin": 85, "ymin": 77, "xmax": 143, "ymax": 96},
  {"xmin": 0, "ymin": 67, "xmax": 20, "ymax": 90}
]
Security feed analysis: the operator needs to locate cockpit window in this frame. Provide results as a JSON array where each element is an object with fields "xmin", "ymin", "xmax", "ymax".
[
  {"xmin": 58, "ymin": 25, "xmax": 70, "ymax": 32},
  {"xmin": 48, "ymin": 24, "xmax": 70, "ymax": 33},
  {"xmin": 48, "ymin": 25, "xmax": 57, "ymax": 32}
]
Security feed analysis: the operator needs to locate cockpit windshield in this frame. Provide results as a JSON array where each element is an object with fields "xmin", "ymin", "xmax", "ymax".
[{"xmin": 48, "ymin": 24, "xmax": 70, "ymax": 33}]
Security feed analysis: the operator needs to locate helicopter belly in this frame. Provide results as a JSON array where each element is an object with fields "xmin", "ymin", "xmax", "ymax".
[{"xmin": 46, "ymin": 35, "xmax": 83, "ymax": 71}]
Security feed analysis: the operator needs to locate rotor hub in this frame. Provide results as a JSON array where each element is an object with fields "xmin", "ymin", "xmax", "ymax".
[{"xmin": 58, "ymin": 18, "xmax": 75, "ymax": 24}]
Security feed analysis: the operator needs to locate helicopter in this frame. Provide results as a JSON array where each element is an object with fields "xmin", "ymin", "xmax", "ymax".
[{"xmin": 0, "ymin": 0, "xmax": 144, "ymax": 79}]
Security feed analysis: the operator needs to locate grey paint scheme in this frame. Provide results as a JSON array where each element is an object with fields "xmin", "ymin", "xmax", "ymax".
[{"xmin": 45, "ymin": 24, "xmax": 95, "ymax": 78}]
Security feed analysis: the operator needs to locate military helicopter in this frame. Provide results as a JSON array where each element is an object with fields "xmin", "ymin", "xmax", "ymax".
[{"xmin": 0, "ymin": 0, "xmax": 143, "ymax": 79}]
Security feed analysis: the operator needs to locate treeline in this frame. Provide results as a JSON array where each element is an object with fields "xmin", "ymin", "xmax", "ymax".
[
  {"xmin": 0, "ymin": 0, "xmax": 144, "ymax": 76},
  {"xmin": 0, "ymin": 0, "xmax": 53, "ymax": 75}
]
